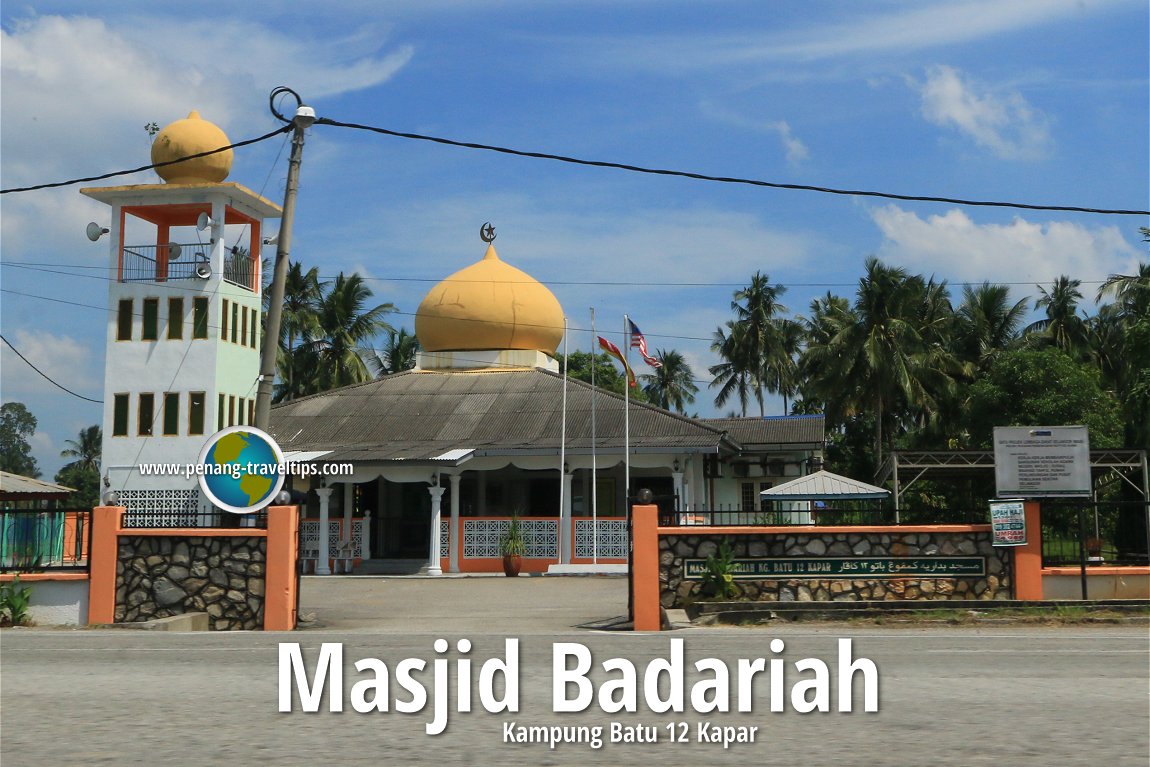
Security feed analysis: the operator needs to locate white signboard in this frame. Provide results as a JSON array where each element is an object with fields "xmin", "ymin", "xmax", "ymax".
[{"xmin": 993, "ymin": 426, "xmax": 1091, "ymax": 498}]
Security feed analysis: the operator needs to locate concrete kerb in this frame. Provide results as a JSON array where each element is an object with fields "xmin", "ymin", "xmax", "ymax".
[{"xmin": 94, "ymin": 612, "xmax": 211, "ymax": 631}]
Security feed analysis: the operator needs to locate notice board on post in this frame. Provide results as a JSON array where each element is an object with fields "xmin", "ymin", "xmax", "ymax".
[
  {"xmin": 989, "ymin": 500, "xmax": 1027, "ymax": 546},
  {"xmin": 993, "ymin": 425, "xmax": 1091, "ymax": 498}
]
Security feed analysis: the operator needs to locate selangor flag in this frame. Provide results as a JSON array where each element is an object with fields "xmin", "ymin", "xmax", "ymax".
[
  {"xmin": 598, "ymin": 336, "xmax": 637, "ymax": 388},
  {"xmin": 628, "ymin": 319, "xmax": 662, "ymax": 368}
]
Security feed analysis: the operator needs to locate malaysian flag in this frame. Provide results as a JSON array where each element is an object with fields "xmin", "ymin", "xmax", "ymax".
[{"xmin": 628, "ymin": 319, "xmax": 662, "ymax": 368}]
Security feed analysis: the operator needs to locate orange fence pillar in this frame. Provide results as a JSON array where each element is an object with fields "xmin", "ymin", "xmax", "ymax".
[
  {"xmin": 1013, "ymin": 501, "xmax": 1044, "ymax": 600},
  {"xmin": 632, "ymin": 504, "xmax": 661, "ymax": 631},
  {"xmin": 88, "ymin": 506, "xmax": 124, "ymax": 625},
  {"xmin": 264, "ymin": 505, "xmax": 300, "ymax": 631}
]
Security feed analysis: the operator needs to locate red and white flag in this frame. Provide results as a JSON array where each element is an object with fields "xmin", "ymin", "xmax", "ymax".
[
  {"xmin": 598, "ymin": 336, "xmax": 637, "ymax": 387},
  {"xmin": 628, "ymin": 319, "xmax": 662, "ymax": 368}
]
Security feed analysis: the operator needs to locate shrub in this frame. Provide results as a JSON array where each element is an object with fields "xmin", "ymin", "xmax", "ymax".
[
  {"xmin": 0, "ymin": 575, "xmax": 33, "ymax": 627},
  {"xmin": 700, "ymin": 540, "xmax": 738, "ymax": 599}
]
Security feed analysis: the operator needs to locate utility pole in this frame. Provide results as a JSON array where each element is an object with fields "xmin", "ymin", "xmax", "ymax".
[{"xmin": 255, "ymin": 101, "xmax": 315, "ymax": 430}]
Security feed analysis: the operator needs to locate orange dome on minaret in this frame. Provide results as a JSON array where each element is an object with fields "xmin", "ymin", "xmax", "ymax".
[{"xmin": 150, "ymin": 110, "xmax": 233, "ymax": 184}]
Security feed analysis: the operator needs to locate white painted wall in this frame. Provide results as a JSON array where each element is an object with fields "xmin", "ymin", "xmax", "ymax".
[{"xmin": 18, "ymin": 580, "xmax": 89, "ymax": 626}]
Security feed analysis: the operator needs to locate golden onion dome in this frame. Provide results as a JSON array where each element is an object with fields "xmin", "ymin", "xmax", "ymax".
[
  {"xmin": 150, "ymin": 110, "xmax": 233, "ymax": 184},
  {"xmin": 415, "ymin": 243, "xmax": 564, "ymax": 355}
]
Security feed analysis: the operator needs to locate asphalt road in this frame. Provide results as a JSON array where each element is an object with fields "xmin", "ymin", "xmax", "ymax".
[{"xmin": 2, "ymin": 577, "xmax": 1147, "ymax": 766}]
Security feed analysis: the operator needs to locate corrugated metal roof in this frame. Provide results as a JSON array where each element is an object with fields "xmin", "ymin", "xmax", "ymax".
[
  {"xmin": 760, "ymin": 470, "xmax": 889, "ymax": 500},
  {"xmin": 269, "ymin": 368, "xmax": 735, "ymax": 464},
  {"xmin": 701, "ymin": 415, "xmax": 825, "ymax": 448},
  {"xmin": 0, "ymin": 471, "xmax": 75, "ymax": 499}
]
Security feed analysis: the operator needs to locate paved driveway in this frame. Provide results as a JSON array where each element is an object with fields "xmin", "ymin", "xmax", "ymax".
[{"xmin": 299, "ymin": 574, "xmax": 630, "ymax": 633}]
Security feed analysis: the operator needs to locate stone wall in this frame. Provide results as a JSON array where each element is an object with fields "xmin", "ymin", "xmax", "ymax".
[
  {"xmin": 116, "ymin": 536, "xmax": 266, "ymax": 630},
  {"xmin": 660, "ymin": 530, "xmax": 1011, "ymax": 608}
]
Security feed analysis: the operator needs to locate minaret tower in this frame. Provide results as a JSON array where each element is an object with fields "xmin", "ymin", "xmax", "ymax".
[{"xmin": 82, "ymin": 111, "xmax": 282, "ymax": 521}]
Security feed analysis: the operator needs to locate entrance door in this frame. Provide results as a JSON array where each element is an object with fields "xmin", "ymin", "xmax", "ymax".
[{"xmin": 378, "ymin": 483, "xmax": 432, "ymax": 559}]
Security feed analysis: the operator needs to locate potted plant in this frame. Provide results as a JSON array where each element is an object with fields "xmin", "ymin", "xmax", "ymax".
[{"xmin": 501, "ymin": 515, "xmax": 526, "ymax": 577}]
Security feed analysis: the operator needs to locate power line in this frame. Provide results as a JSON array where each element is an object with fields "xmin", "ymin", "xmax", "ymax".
[
  {"xmin": 315, "ymin": 117, "xmax": 1150, "ymax": 217},
  {"xmin": 1, "ymin": 285, "xmax": 712, "ymax": 343},
  {"xmin": 0, "ymin": 260, "xmax": 1119, "ymax": 289},
  {"xmin": 0, "ymin": 334, "xmax": 103, "ymax": 403},
  {"xmin": 0, "ymin": 125, "xmax": 292, "ymax": 195},
  {"xmin": 2, "ymin": 106, "xmax": 1145, "ymax": 216}
]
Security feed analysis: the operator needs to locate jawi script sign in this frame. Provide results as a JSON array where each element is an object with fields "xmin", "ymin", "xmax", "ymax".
[{"xmin": 993, "ymin": 426, "xmax": 1091, "ymax": 498}]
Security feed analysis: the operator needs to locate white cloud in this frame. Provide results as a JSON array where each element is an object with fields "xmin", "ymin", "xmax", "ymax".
[
  {"xmin": 916, "ymin": 64, "xmax": 1051, "ymax": 160},
  {"xmin": 869, "ymin": 204, "xmax": 1140, "ymax": 292},
  {"xmin": 0, "ymin": 328, "xmax": 101, "ymax": 401},
  {"xmin": 697, "ymin": 101, "xmax": 810, "ymax": 166},
  {"xmin": 0, "ymin": 13, "xmax": 412, "ymax": 252},
  {"xmin": 538, "ymin": 0, "xmax": 1137, "ymax": 73},
  {"xmin": 1, "ymin": 327, "xmax": 104, "ymax": 479},
  {"xmin": 766, "ymin": 0, "xmax": 1122, "ymax": 61},
  {"xmin": 765, "ymin": 121, "xmax": 809, "ymax": 165}
]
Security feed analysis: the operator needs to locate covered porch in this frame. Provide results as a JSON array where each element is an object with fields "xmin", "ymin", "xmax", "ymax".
[{"xmin": 293, "ymin": 450, "xmax": 703, "ymax": 575}]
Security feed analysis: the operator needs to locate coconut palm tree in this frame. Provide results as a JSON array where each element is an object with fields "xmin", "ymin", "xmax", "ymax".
[
  {"xmin": 307, "ymin": 273, "xmax": 396, "ymax": 391},
  {"xmin": 800, "ymin": 258, "xmax": 962, "ymax": 469},
  {"xmin": 1026, "ymin": 275, "xmax": 1087, "ymax": 355},
  {"xmin": 708, "ymin": 322, "xmax": 755, "ymax": 417},
  {"xmin": 765, "ymin": 318, "xmax": 804, "ymax": 415},
  {"xmin": 274, "ymin": 345, "xmax": 321, "ymax": 402},
  {"xmin": 954, "ymin": 282, "xmax": 1029, "ymax": 371},
  {"xmin": 1092, "ymin": 261, "xmax": 1150, "ymax": 449},
  {"xmin": 272, "ymin": 263, "xmax": 325, "ymax": 401},
  {"xmin": 640, "ymin": 349, "xmax": 698, "ymax": 413},
  {"xmin": 797, "ymin": 291, "xmax": 857, "ymax": 425},
  {"xmin": 370, "ymin": 327, "xmax": 421, "ymax": 377},
  {"xmin": 60, "ymin": 425, "xmax": 101, "ymax": 473},
  {"xmin": 730, "ymin": 272, "xmax": 788, "ymax": 416},
  {"xmin": 1096, "ymin": 261, "xmax": 1150, "ymax": 312}
]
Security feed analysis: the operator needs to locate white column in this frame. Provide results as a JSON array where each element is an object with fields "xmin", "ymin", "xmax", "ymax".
[
  {"xmin": 360, "ymin": 509, "xmax": 372, "ymax": 559},
  {"xmin": 427, "ymin": 485, "xmax": 445, "ymax": 576},
  {"xmin": 448, "ymin": 474, "xmax": 461, "ymax": 573},
  {"xmin": 315, "ymin": 487, "xmax": 333, "ymax": 576},
  {"xmin": 559, "ymin": 471, "xmax": 574, "ymax": 563},
  {"xmin": 342, "ymin": 482, "xmax": 353, "ymax": 542},
  {"xmin": 672, "ymin": 470, "xmax": 685, "ymax": 511}
]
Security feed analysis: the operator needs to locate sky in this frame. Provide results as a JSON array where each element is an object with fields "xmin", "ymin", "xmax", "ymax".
[{"xmin": 2, "ymin": 0, "xmax": 1148, "ymax": 480}]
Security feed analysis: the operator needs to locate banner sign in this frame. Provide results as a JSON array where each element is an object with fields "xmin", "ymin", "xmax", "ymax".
[
  {"xmin": 683, "ymin": 557, "xmax": 986, "ymax": 580},
  {"xmin": 989, "ymin": 500, "xmax": 1028, "ymax": 546}
]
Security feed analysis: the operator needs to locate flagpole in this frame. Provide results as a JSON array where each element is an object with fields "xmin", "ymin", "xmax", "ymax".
[
  {"xmin": 624, "ymin": 314, "xmax": 633, "ymax": 624},
  {"xmin": 623, "ymin": 315, "xmax": 631, "ymax": 510},
  {"xmin": 559, "ymin": 317, "xmax": 569, "ymax": 564},
  {"xmin": 590, "ymin": 307, "xmax": 598, "ymax": 564}
]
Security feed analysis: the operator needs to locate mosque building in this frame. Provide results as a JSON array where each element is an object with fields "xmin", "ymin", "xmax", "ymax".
[
  {"xmin": 270, "ymin": 231, "xmax": 824, "ymax": 575},
  {"xmin": 83, "ymin": 109, "xmax": 823, "ymax": 573}
]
